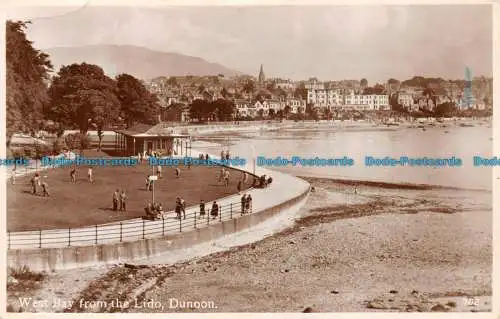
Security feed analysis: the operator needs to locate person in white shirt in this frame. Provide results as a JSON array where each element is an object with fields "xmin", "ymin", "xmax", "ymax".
[{"xmin": 88, "ymin": 167, "xmax": 93, "ymax": 182}]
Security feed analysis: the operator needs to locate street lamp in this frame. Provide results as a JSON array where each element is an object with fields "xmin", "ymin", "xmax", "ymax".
[{"xmin": 249, "ymin": 143, "xmax": 256, "ymax": 175}]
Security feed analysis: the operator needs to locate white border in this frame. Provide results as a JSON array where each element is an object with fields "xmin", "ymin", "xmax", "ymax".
[{"xmin": 0, "ymin": 1, "xmax": 497, "ymax": 318}]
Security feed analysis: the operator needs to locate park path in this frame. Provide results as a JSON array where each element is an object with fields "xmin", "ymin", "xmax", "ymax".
[{"xmin": 8, "ymin": 150, "xmax": 310, "ymax": 249}]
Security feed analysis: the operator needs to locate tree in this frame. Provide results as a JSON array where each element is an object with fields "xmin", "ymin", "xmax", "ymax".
[
  {"xmin": 423, "ymin": 87, "xmax": 435, "ymax": 97},
  {"xmin": 284, "ymin": 105, "xmax": 291, "ymax": 120},
  {"xmin": 48, "ymin": 63, "xmax": 120, "ymax": 134},
  {"xmin": 305, "ymin": 103, "xmax": 315, "ymax": 119},
  {"xmin": 373, "ymin": 84, "xmax": 385, "ymax": 94},
  {"xmin": 116, "ymin": 73, "xmax": 160, "ymax": 128},
  {"xmin": 212, "ymin": 99, "xmax": 235, "ymax": 121},
  {"xmin": 257, "ymin": 109, "xmax": 265, "ymax": 119},
  {"xmin": 189, "ymin": 99, "xmax": 213, "ymax": 122},
  {"xmin": 360, "ymin": 78, "xmax": 368, "ymax": 87},
  {"xmin": 324, "ymin": 107, "xmax": 332, "ymax": 120},
  {"xmin": 297, "ymin": 107, "xmax": 304, "ymax": 120},
  {"xmin": 166, "ymin": 77, "xmax": 178, "ymax": 87},
  {"xmin": 97, "ymin": 126, "xmax": 104, "ymax": 151},
  {"xmin": 363, "ymin": 84, "xmax": 385, "ymax": 95},
  {"xmin": 266, "ymin": 82, "xmax": 276, "ymax": 92},
  {"xmin": 243, "ymin": 80, "xmax": 255, "ymax": 93},
  {"xmin": 434, "ymin": 102, "xmax": 456, "ymax": 117},
  {"xmin": 268, "ymin": 108, "xmax": 276, "ymax": 119},
  {"xmin": 6, "ymin": 20, "xmax": 53, "ymax": 147},
  {"xmin": 276, "ymin": 109, "xmax": 284, "ymax": 120},
  {"xmin": 52, "ymin": 138, "xmax": 67, "ymax": 155},
  {"xmin": 294, "ymin": 83, "xmax": 307, "ymax": 100}
]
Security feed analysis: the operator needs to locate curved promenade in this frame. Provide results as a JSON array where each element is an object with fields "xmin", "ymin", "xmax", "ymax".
[{"xmin": 7, "ymin": 150, "xmax": 310, "ymax": 271}]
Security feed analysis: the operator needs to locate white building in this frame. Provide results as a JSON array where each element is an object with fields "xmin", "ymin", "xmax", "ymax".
[
  {"xmin": 285, "ymin": 98, "xmax": 305, "ymax": 113},
  {"xmin": 274, "ymin": 79, "xmax": 296, "ymax": 90},
  {"xmin": 398, "ymin": 93, "xmax": 414, "ymax": 109},
  {"xmin": 307, "ymin": 89, "xmax": 343, "ymax": 107},
  {"xmin": 307, "ymin": 89, "xmax": 388, "ymax": 111}
]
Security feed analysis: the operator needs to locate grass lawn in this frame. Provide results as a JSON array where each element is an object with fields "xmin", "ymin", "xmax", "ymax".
[{"xmin": 7, "ymin": 154, "xmax": 252, "ymax": 232}]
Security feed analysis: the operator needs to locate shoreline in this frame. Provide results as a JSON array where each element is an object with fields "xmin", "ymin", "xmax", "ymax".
[{"xmin": 7, "ymin": 176, "xmax": 491, "ymax": 313}]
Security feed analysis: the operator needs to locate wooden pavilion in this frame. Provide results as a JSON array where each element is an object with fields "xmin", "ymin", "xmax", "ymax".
[{"xmin": 113, "ymin": 123, "xmax": 192, "ymax": 157}]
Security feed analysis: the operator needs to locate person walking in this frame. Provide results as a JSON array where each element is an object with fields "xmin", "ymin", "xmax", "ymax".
[
  {"xmin": 113, "ymin": 189, "xmax": 119, "ymax": 211},
  {"xmin": 41, "ymin": 180, "xmax": 49, "ymax": 197},
  {"xmin": 11, "ymin": 169, "xmax": 15, "ymax": 185},
  {"xmin": 70, "ymin": 168, "xmax": 76, "ymax": 183},
  {"xmin": 241, "ymin": 194, "xmax": 247, "ymax": 215},
  {"xmin": 31, "ymin": 175, "xmax": 37, "ymax": 195},
  {"xmin": 157, "ymin": 165, "xmax": 162, "ymax": 178},
  {"xmin": 175, "ymin": 197, "xmax": 182, "ymax": 219},
  {"xmin": 246, "ymin": 194, "xmax": 252, "ymax": 214},
  {"xmin": 224, "ymin": 169, "xmax": 230, "ymax": 186},
  {"xmin": 180, "ymin": 197, "xmax": 186, "ymax": 219},
  {"xmin": 218, "ymin": 167, "xmax": 225, "ymax": 184},
  {"xmin": 175, "ymin": 167, "xmax": 180, "ymax": 178},
  {"xmin": 120, "ymin": 189, "xmax": 127, "ymax": 211},
  {"xmin": 199, "ymin": 200, "xmax": 206, "ymax": 219},
  {"xmin": 210, "ymin": 201, "xmax": 219, "ymax": 219},
  {"xmin": 88, "ymin": 167, "xmax": 93, "ymax": 182}
]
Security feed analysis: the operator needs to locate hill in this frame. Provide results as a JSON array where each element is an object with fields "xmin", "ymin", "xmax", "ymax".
[{"xmin": 44, "ymin": 45, "xmax": 243, "ymax": 80}]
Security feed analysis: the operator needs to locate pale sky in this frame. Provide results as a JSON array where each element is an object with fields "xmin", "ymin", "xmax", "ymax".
[{"xmin": 7, "ymin": 5, "xmax": 493, "ymax": 82}]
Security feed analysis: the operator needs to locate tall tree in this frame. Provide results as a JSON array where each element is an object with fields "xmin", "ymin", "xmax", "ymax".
[
  {"xmin": 116, "ymin": 73, "xmax": 160, "ymax": 127},
  {"xmin": 6, "ymin": 20, "xmax": 53, "ymax": 146},
  {"xmin": 48, "ymin": 63, "xmax": 120, "ymax": 134},
  {"xmin": 243, "ymin": 80, "xmax": 255, "ymax": 93},
  {"xmin": 284, "ymin": 105, "xmax": 291, "ymax": 120},
  {"xmin": 294, "ymin": 83, "xmax": 307, "ymax": 100},
  {"xmin": 189, "ymin": 99, "xmax": 213, "ymax": 122},
  {"xmin": 360, "ymin": 78, "xmax": 368, "ymax": 87},
  {"xmin": 212, "ymin": 99, "xmax": 236, "ymax": 121}
]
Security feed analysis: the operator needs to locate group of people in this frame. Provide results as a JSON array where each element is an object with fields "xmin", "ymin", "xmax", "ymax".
[
  {"xmin": 254, "ymin": 174, "xmax": 272, "ymax": 188},
  {"xmin": 112, "ymin": 189, "xmax": 127, "ymax": 211},
  {"xmin": 218, "ymin": 167, "xmax": 231, "ymax": 186},
  {"xmin": 175, "ymin": 197, "xmax": 186, "ymax": 219},
  {"xmin": 198, "ymin": 199, "xmax": 220, "ymax": 219},
  {"xmin": 30, "ymin": 172, "xmax": 49, "ymax": 197},
  {"xmin": 69, "ymin": 167, "xmax": 94, "ymax": 183},
  {"xmin": 220, "ymin": 150, "xmax": 231, "ymax": 160},
  {"xmin": 198, "ymin": 153, "xmax": 210, "ymax": 161},
  {"xmin": 137, "ymin": 150, "xmax": 170, "ymax": 164},
  {"xmin": 240, "ymin": 194, "xmax": 252, "ymax": 214},
  {"xmin": 27, "ymin": 165, "xmax": 96, "ymax": 198},
  {"xmin": 144, "ymin": 202, "xmax": 163, "ymax": 220}
]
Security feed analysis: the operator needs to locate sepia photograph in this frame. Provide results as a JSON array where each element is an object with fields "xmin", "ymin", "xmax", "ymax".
[{"xmin": 4, "ymin": 3, "xmax": 494, "ymax": 314}]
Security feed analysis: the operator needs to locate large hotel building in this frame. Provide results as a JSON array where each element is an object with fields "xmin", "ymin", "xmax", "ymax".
[{"xmin": 307, "ymin": 88, "xmax": 390, "ymax": 111}]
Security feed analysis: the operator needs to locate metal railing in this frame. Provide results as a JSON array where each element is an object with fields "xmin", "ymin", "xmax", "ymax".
[{"xmin": 8, "ymin": 199, "xmax": 253, "ymax": 250}]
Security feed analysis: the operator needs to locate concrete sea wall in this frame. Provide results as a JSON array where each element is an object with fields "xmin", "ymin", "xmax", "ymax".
[{"xmin": 8, "ymin": 186, "xmax": 309, "ymax": 272}]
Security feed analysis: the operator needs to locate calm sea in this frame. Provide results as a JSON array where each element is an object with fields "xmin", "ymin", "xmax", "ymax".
[{"xmin": 195, "ymin": 125, "xmax": 492, "ymax": 190}]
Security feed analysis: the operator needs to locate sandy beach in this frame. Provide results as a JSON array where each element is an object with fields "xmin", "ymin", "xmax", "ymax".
[{"xmin": 9, "ymin": 176, "xmax": 490, "ymax": 313}]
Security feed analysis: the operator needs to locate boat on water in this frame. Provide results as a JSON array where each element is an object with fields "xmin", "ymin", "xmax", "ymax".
[{"xmin": 459, "ymin": 123, "xmax": 474, "ymax": 127}]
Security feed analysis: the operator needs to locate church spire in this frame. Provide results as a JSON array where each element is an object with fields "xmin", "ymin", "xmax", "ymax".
[{"xmin": 258, "ymin": 64, "xmax": 265, "ymax": 84}]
